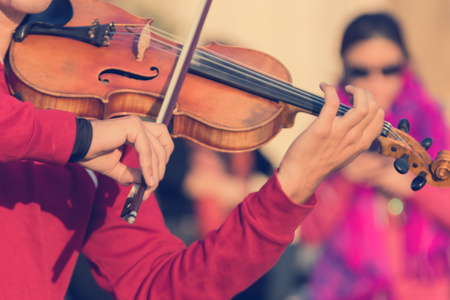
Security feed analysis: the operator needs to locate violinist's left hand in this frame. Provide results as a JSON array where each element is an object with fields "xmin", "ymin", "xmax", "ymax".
[
  {"xmin": 277, "ymin": 83, "xmax": 385, "ymax": 204},
  {"xmin": 78, "ymin": 116, "xmax": 174, "ymax": 199}
]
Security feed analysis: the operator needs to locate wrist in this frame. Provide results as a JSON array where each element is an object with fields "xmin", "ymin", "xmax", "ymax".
[{"xmin": 276, "ymin": 166, "xmax": 319, "ymax": 204}]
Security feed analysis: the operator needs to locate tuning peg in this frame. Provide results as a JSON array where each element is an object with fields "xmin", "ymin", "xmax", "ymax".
[
  {"xmin": 394, "ymin": 153, "xmax": 410, "ymax": 174},
  {"xmin": 411, "ymin": 171, "xmax": 427, "ymax": 191},
  {"xmin": 398, "ymin": 119, "xmax": 410, "ymax": 133},
  {"xmin": 420, "ymin": 137, "xmax": 433, "ymax": 151}
]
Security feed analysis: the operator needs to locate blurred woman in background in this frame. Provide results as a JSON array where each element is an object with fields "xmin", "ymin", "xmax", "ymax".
[{"xmin": 298, "ymin": 12, "xmax": 450, "ymax": 300}]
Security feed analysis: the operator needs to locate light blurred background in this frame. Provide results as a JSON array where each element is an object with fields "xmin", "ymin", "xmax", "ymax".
[{"xmin": 67, "ymin": 1, "xmax": 450, "ymax": 299}]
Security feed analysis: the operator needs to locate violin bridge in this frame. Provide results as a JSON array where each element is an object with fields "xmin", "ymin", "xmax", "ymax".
[{"xmin": 136, "ymin": 20, "xmax": 153, "ymax": 62}]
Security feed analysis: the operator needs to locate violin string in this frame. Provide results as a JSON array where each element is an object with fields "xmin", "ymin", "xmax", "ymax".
[
  {"xmin": 114, "ymin": 24, "xmax": 184, "ymax": 44},
  {"xmin": 110, "ymin": 25, "xmax": 314, "ymax": 107},
  {"xmin": 189, "ymin": 48, "xmax": 352, "ymax": 116},
  {"xmin": 189, "ymin": 48, "xmax": 409, "ymax": 144},
  {"xmin": 192, "ymin": 48, "xmax": 348, "ymax": 114},
  {"xmin": 106, "ymin": 26, "xmax": 379, "ymax": 120},
  {"xmin": 380, "ymin": 122, "xmax": 411, "ymax": 146},
  {"xmin": 110, "ymin": 24, "xmax": 408, "ymax": 145},
  {"xmin": 386, "ymin": 124, "xmax": 410, "ymax": 145},
  {"xmin": 194, "ymin": 48, "xmax": 409, "ymax": 145},
  {"xmin": 112, "ymin": 31, "xmax": 179, "ymax": 55},
  {"xmin": 111, "ymin": 25, "xmax": 187, "ymax": 58}
]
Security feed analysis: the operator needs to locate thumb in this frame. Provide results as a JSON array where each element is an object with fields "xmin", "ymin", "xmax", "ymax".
[{"xmin": 118, "ymin": 166, "xmax": 143, "ymax": 186}]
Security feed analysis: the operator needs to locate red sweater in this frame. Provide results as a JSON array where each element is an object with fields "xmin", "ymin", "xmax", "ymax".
[{"xmin": 0, "ymin": 65, "xmax": 316, "ymax": 299}]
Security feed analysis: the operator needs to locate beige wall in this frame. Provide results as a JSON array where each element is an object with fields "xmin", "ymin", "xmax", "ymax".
[
  {"xmin": 107, "ymin": 0, "xmax": 450, "ymax": 165},
  {"xmin": 391, "ymin": 0, "xmax": 450, "ymax": 111}
]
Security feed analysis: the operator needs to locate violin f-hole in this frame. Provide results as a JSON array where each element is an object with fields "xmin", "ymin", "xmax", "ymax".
[{"xmin": 98, "ymin": 66, "xmax": 159, "ymax": 84}]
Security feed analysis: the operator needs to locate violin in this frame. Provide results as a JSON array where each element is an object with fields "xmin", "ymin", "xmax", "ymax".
[{"xmin": 6, "ymin": 0, "xmax": 450, "ymax": 193}]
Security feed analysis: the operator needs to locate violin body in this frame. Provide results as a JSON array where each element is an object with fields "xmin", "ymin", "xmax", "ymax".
[{"xmin": 7, "ymin": 0, "xmax": 299, "ymax": 152}]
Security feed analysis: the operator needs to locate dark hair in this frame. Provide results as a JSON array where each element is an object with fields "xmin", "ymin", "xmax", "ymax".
[{"xmin": 340, "ymin": 13, "xmax": 409, "ymax": 59}]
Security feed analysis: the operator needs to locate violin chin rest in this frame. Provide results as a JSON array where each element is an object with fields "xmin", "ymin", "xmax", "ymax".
[{"xmin": 13, "ymin": 0, "xmax": 73, "ymax": 42}]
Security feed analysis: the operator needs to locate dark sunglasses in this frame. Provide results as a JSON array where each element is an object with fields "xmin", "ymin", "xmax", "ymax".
[{"xmin": 346, "ymin": 64, "xmax": 404, "ymax": 78}]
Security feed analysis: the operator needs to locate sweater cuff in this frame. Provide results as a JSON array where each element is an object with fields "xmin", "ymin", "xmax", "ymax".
[{"xmin": 69, "ymin": 118, "xmax": 93, "ymax": 162}]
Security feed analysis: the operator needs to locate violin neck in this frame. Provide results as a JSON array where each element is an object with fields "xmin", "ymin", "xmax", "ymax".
[
  {"xmin": 189, "ymin": 49, "xmax": 391, "ymax": 138},
  {"xmin": 189, "ymin": 49, "xmax": 349, "ymax": 117}
]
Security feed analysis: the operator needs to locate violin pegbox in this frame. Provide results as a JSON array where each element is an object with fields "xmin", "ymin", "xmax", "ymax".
[
  {"xmin": 376, "ymin": 118, "xmax": 450, "ymax": 191},
  {"xmin": 393, "ymin": 118, "xmax": 430, "ymax": 190}
]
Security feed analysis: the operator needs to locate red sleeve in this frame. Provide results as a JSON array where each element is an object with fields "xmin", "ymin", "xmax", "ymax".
[
  {"xmin": 0, "ymin": 66, "xmax": 76, "ymax": 165},
  {"xmin": 82, "ymin": 146, "xmax": 316, "ymax": 300}
]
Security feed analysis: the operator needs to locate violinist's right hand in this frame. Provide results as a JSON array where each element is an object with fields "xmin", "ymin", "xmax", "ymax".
[
  {"xmin": 78, "ymin": 116, "xmax": 174, "ymax": 199},
  {"xmin": 277, "ymin": 83, "xmax": 384, "ymax": 205}
]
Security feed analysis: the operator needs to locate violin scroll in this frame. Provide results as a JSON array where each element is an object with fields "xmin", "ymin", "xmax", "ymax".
[{"xmin": 431, "ymin": 150, "xmax": 450, "ymax": 181}]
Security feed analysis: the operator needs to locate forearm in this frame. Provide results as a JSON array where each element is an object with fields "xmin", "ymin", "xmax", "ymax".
[
  {"xmin": 0, "ymin": 99, "xmax": 76, "ymax": 165},
  {"xmin": 83, "ymin": 154, "xmax": 316, "ymax": 299}
]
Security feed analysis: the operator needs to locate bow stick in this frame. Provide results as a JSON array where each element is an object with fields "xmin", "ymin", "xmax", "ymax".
[{"xmin": 120, "ymin": 0, "xmax": 213, "ymax": 224}]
